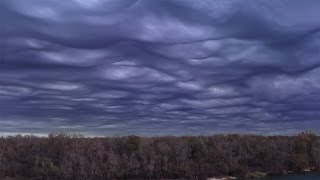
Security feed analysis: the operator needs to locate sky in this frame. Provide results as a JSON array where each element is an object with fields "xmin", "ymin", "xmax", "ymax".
[{"xmin": 1, "ymin": 0, "xmax": 320, "ymax": 136}]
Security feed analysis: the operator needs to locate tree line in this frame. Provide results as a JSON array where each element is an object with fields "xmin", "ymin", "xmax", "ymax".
[{"xmin": 0, "ymin": 131, "xmax": 319, "ymax": 179}]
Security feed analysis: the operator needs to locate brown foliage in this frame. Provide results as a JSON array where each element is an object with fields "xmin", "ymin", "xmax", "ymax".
[{"xmin": 0, "ymin": 132, "xmax": 319, "ymax": 179}]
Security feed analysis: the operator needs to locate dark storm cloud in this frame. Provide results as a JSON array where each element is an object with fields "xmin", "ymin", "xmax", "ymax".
[{"xmin": 1, "ymin": 0, "xmax": 320, "ymax": 136}]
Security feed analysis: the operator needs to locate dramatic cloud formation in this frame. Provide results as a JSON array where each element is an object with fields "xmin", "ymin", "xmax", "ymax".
[{"xmin": 1, "ymin": 0, "xmax": 320, "ymax": 136}]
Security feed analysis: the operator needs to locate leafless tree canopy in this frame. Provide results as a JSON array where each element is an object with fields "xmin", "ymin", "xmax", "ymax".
[{"xmin": 0, "ymin": 132, "xmax": 319, "ymax": 179}]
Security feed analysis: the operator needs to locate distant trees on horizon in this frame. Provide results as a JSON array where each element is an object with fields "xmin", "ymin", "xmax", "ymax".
[{"xmin": 0, "ymin": 131, "xmax": 319, "ymax": 179}]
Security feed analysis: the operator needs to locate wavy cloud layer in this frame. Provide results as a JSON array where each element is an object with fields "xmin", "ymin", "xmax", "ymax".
[{"xmin": 1, "ymin": 0, "xmax": 320, "ymax": 135}]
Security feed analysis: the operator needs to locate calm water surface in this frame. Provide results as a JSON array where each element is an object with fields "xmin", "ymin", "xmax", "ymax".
[{"xmin": 260, "ymin": 172, "xmax": 320, "ymax": 180}]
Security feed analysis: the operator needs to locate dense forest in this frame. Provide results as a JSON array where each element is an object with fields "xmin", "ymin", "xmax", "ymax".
[{"xmin": 0, "ymin": 132, "xmax": 319, "ymax": 180}]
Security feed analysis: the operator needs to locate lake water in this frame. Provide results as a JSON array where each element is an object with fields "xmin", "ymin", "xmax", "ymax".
[{"xmin": 260, "ymin": 172, "xmax": 320, "ymax": 180}]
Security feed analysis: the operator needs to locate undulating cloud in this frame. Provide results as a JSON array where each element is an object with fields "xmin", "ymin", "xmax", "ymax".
[{"xmin": 1, "ymin": 0, "xmax": 320, "ymax": 135}]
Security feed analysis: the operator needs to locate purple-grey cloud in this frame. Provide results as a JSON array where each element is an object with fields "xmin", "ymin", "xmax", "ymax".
[{"xmin": 1, "ymin": 0, "xmax": 320, "ymax": 136}]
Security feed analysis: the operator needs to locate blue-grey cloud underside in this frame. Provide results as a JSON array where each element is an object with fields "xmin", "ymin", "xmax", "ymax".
[{"xmin": 1, "ymin": 0, "xmax": 320, "ymax": 136}]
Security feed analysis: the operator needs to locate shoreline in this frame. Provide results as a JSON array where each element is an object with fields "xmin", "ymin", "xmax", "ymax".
[
  {"xmin": 207, "ymin": 168, "xmax": 319, "ymax": 180},
  {"xmin": 256, "ymin": 171, "xmax": 320, "ymax": 180}
]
